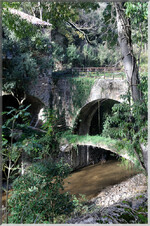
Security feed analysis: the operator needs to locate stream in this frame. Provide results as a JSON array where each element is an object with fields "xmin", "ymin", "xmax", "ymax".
[{"xmin": 63, "ymin": 159, "xmax": 137, "ymax": 200}]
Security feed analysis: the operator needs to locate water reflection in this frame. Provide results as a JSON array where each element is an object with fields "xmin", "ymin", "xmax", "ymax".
[{"xmin": 63, "ymin": 160, "xmax": 136, "ymax": 199}]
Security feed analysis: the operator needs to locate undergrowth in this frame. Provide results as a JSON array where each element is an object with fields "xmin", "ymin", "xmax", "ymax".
[{"xmin": 61, "ymin": 131, "xmax": 116, "ymax": 147}]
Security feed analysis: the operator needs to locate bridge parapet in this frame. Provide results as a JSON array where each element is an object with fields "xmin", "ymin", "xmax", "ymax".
[
  {"xmin": 71, "ymin": 67, "xmax": 125, "ymax": 80},
  {"xmin": 72, "ymin": 66, "xmax": 122, "ymax": 73}
]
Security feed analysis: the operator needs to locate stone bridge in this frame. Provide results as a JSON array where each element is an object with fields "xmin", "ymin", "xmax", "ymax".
[
  {"xmin": 60, "ymin": 138, "xmax": 136, "ymax": 170},
  {"xmin": 3, "ymin": 73, "xmax": 131, "ymax": 169},
  {"xmin": 3, "ymin": 74, "xmax": 128, "ymax": 132}
]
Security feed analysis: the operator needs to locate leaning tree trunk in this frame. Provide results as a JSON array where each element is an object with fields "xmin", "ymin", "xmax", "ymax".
[
  {"xmin": 115, "ymin": 3, "xmax": 148, "ymax": 174},
  {"xmin": 115, "ymin": 2, "xmax": 142, "ymax": 102}
]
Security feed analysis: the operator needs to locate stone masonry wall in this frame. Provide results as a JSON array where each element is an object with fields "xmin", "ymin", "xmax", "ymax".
[
  {"xmin": 51, "ymin": 77, "xmax": 128, "ymax": 128},
  {"xmin": 26, "ymin": 76, "xmax": 128, "ymax": 128},
  {"xmin": 27, "ymin": 76, "xmax": 51, "ymax": 107}
]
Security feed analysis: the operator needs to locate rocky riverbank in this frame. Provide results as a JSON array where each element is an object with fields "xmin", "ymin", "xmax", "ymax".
[{"xmin": 67, "ymin": 173, "xmax": 148, "ymax": 224}]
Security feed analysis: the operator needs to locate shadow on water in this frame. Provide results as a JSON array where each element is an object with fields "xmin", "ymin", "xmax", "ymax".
[{"xmin": 63, "ymin": 160, "xmax": 137, "ymax": 200}]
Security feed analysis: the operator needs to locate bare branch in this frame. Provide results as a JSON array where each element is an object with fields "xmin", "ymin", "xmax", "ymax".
[{"xmin": 66, "ymin": 21, "xmax": 96, "ymax": 46}]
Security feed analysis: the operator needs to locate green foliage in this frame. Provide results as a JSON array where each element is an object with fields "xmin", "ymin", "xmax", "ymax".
[
  {"xmin": 103, "ymin": 79, "xmax": 147, "ymax": 141},
  {"xmin": 71, "ymin": 194, "xmax": 89, "ymax": 218},
  {"xmin": 124, "ymin": 2, "xmax": 148, "ymax": 45},
  {"xmin": 101, "ymin": 3, "xmax": 118, "ymax": 47},
  {"xmin": 136, "ymin": 205, "xmax": 148, "ymax": 223},
  {"xmin": 67, "ymin": 44, "xmax": 80, "ymax": 67},
  {"xmin": 45, "ymin": 4, "xmax": 121, "ymax": 68},
  {"xmin": 119, "ymin": 204, "xmax": 148, "ymax": 224},
  {"xmin": 101, "ymin": 2, "xmax": 148, "ymax": 67},
  {"xmin": 69, "ymin": 77, "xmax": 95, "ymax": 118},
  {"xmin": 2, "ymin": 105, "xmax": 41, "ymax": 178},
  {"xmin": 2, "ymin": 104, "xmax": 43, "ymax": 223},
  {"xmin": 49, "ymin": 76, "xmax": 95, "ymax": 128},
  {"xmin": 2, "ymin": 2, "xmax": 101, "ymax": 71},
  {"xmin": 3, "ymin": 2, "xmax": 99, "ymax": 31},
  {"xmin": 82, "ymin": 44, "xmax": 98, "ymax": 66},
  {"xmin": 61, "ymin": 130, "xmax": 116, "ymax": 148},
  {"xmin": 97, "ymin": 194, "xmax": 147, "ymax": 224},
  {"xmin": 139, "ymin": 73, "xmax": 148, "ymax": 102},
  {"xmin": 8, "ymin": 159, "xmax": 74, "ymax": 223},
  {"xmin": 2, "ymin": 8, "xmax": 38, "ymax": 39},
  {"xmin": 97, "ymin": 44, "xmax": 121, "ymax": 66},
  {"xmin": 3, "ymin": 25, "xmax": 51, "ymax": 94},
  {"xmin": 2, "ymin": 105, "xmax": 31, "ymax": 149},
  {"xmin": 3, "ymin": 2, "xmax": 147, "ymax": 71},
  {"xmin": 102, "ymin": 74, "xmax": 148, "ymax": 171},
  {"xmin": 53, "ymin": 42, "xmax": 121, "ymax": 69},
  {"xmin": 52, "ymin": 42, "xmax": 65, "ymax": 70},
  {"xmin": 2, "ymin": 107, "xmax": 92, "ymax": 224},
  {"xmin": 140, "ymin": 52, "xmax": 148, "ymax": 66},
  {"xmin": 37, "ymin": 109, "xmax": 60, "ymax": 159}
]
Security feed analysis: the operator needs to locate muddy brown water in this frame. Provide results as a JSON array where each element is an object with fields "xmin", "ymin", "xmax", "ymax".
[
  {"xmin": 63, "ymin": 160, "xmax": 137, "ymax": 200},
  {"xmin": 2, "ymin": 160, "xmax": 136, "ymax": 208}
]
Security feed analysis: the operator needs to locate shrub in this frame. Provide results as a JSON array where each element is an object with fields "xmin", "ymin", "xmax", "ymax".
[{"xmin": 8, "ymin": 160, "xmax": 74, "ymax": 223}]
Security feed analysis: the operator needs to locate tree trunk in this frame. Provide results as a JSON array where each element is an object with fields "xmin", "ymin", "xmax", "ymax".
[
  {"xmin": 140, "ymin": 143, "xmax": 148, "ymax": 173},
  {"xmin": 115, "ymin": 3, "xmax": 147, "ymax": 174},
  {"xmin": 115, "ymin": 2, "xmax": 142, "ymax": 102}
]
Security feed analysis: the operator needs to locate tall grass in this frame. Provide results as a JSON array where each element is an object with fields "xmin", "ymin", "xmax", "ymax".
[{"xmin": 61, "ymin": 131, "xmax": 116, "ymax": 146}]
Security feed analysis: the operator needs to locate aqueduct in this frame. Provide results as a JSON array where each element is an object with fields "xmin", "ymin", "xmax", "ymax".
[
  {"xmin": 3, "ymin": 76, "xmax": 128, "ymax": 131},
  {"xmin": 3, "ymin": 74, "xmax": 130, "ymax": 169}
]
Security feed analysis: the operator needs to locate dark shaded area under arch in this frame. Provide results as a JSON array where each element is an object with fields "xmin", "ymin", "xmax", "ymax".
[
  {"xmin": 73, "ymin": 98, "xmax": 119, "ymax": 135},
  {"xmin": 3, "ymin": 94, "xmax": 44, "ymax": 127}
]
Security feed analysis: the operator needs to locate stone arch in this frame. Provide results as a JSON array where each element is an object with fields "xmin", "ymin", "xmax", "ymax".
[
  {"xmin": 23, "ymin": 95, "xmax": 45, "ymax": 127},
  {"xmin": 2, "ymin": 94, "xmax": 46, "ymax": 127},
  {"xmin": 87, "ymin": 79, "xmax": 128, "ymax": 104},
  {"xmin": 73, "ymin": 98, "xmax": 119, "ymax": 135}
]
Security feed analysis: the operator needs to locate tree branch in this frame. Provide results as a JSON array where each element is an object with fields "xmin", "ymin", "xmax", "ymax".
[{"xmin": 66, "ymin": 21, "xmax": 96, "ymax": 46}]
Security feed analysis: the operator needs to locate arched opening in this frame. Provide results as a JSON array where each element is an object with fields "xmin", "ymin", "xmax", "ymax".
[
  {"xmin": 89, "ymin": 99, "xmax": 118, "ymax": 135},
  {"xmin": 3, "ymin": 95, "xmax": 19, "ymax": 122},
  {"xmin": 23, "ymin": 95, "xmax": 44, "ymax": 127},
  {"xmin": 73, "ymin": 98, "xmax": 119, "ymax": 135},
  {"xmin": 71, "ymin": 99, "xmax": 122, "ymax": 168},
  {"xmin": 70, "ymin": 145, "xmax": 120, "ymax": 170},
  {"xmin": 2, "ymin": 94, "xmax": 45, "ymax": 127}
]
